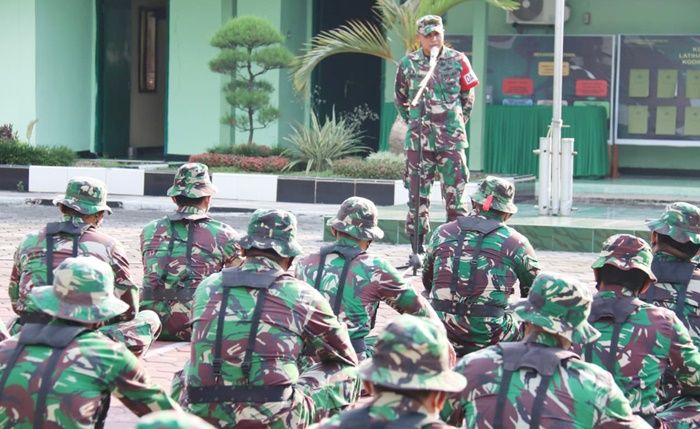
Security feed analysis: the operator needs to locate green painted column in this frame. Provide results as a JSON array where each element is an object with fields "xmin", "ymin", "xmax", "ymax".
[
  {"xmin": 167, "ymin": 0, "xmax": 225, "ymax": 156},
  {"xmin": 468, "ymin": 1, "xmax": 488, "ymax": 172},
  {"xmin": 0, "ymin": 0, "xmax": 37, "ymax": 142}
]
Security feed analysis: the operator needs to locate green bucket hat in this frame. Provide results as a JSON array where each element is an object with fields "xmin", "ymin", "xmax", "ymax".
[
  {"xmin": 239, "ymin": 209, "xmax": 303, "ymax": 258},
  {"xmin": 416, "ymin": 15, "xmax": 444, "ymax": 36},
  {"xmin": 53, "ymin": 176, "xmax": 112, "ymax": 215},
  {"xmin": 136, "ymin": 411, "xmax": 215, "ymax": 429},
  {"xmin": 328, "ymin": 197, "xmax": 384, "ymax": 241},
  {"xmin": 647, "ymin": 202, "xmax": 700, "ymax": 245},
  {"xmin": 166, "ymin": 163, "xmax": 218, "ymax": 198},
  {"xmin": 591, "ymin": 234, "xmax": 656, "ymax": 282},
  {"xmin": 358, "ymin": 314, "xmax": 467, "ymax": 393},
  {"xmin": 471, "ymin": 176, "xmax": 518, "ymax": 214},
  {"xmin": 28, "ymin": 256, "xmax": 129, "ymax": 323},
  {"xmin": 511, "ymin": 272, "xmax": 600, "ymax": 344}
]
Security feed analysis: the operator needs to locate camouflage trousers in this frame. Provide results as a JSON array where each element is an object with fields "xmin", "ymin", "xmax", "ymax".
[
  {"xmin": 172, "ymin": 361, "xmax": 360, "ymax": 428},
  {"xmin": 655, "ymin": 396, "xmax": 700, "ymax": 429},
  {"xmin": 404, "ymin": 149, "xmax": 469, "ymax": 235},
  {"xmin": 439, "ymin": 312, "xmax": 521, "ymax": 356},
  {"xmin": 8, "ymin": 309, "xmax": 161, "ymax": 357},
  {"xmin": 141, "ymin": 298, "xmax": 192, "ymax": 341}
]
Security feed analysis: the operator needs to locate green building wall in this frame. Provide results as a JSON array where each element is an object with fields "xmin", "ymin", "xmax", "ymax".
[{"xmin": 0, "ymin": 0, "xmax": 37, "ymax": 142}]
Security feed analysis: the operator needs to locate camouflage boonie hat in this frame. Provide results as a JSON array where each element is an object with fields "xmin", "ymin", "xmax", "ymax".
[
  {"xmin": 328, "ymin": 197, "xmax": 384, "ymax": 241},
  {"xmin": 471, "ymin": 176, "xmax": 518, "ymax": 214},
  {"xmin": 358, "ymin": 315, "xmax": 467, "ymax": 392},
  {"xmin": 239, "ymin": 209, "xmax": 303, "ymax": 257},
  {"xmin": 136, "ymin": 410, "xmax": 215, "ymax": 429},
  {"xmin": 416, "ymin": 15, "xmax": 444, "ymax": 36},
  {"xmin": 511, "ymin": 272, "xmax": 600, "ymax": 344},
  {"xmin": 53, "ymin": 176, "xmax": 112, "ymax": 215},
  {"xmin": 29, "ymin": 256, "xmax": 129, "ymax": 323},
  {"xmin": 166, "ymin": 162, "xmax": 218, "ymax": 198},
  {"xmin": 591, "ymin": 234, "xmax": 656, "ymax": 281},
  {"xmin": 647, "ymin": 202, "xmax": 700, "ymax": 244}
]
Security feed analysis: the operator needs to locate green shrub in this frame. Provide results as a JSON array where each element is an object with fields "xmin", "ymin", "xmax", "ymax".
[
  {"xmin": 283, "ymin": 109, "xmax": 369, "ymax": 172},
  {"xmin": 0, "ymin": 140, "xmax": 76, "ymax": 166},
  {"xmin": 332, "ymin": 151, "xmax": 405, "ymax": 180},
  {"xmin": 207, "ymin": 143, "xmax": 284, "ymax": 157}
]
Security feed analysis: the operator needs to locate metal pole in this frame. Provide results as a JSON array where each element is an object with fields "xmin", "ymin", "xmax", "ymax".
[
  {"xmin": 560, "ymin": 138, "xmax": 575, "ymax": 215},
  {"xmin": 550, "ymin": 0, "xmax": 566, "ymax": 215},
  {"xmin": 536, "ymin": 137, "xmax": 551, "ymax": 215}
]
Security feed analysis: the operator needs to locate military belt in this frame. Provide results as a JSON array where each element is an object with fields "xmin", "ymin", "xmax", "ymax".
[
  {"xmin": 430, "ymin": 299, "xmax": 505, "ymax": 318},
  {"xmin": 187, "ymin": 384, "xmax": 293, "ymax": 403},
  {"xmin": 142, "ymin": 288, "xmax": 195, "ymax": 302}
]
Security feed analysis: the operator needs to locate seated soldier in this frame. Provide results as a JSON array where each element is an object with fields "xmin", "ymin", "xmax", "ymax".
[
  {"xmin": 642, "ymin": 202, "xmax": 700, "ymax": 347},
  {"xmin": 295, "ymin": 196, "xmax": 439, "ymax": 360},
  {"xmin": 0, "ymin": 256, "xmax": 179, "ymax": 428},
  {"xmin": 140, "ymin": 163, "xmax": 240, "ymax": 341},
  {"xmin": 423, "ymin": 176, "xmax": 540, "ymax": 355},
  {"xmin": 575, "ymin": 234, "xmax": 700, "ymax": 427},
  {"xmin": 312, "ymin": 314, "xmax": 464, "ymax": 429},
  {"xmin": 172, "ymin": 209, "xmax": 360, "ymax": 428},
  {"xmin": 8, "ymin": 176, "xmax": 160, "ymax": 356},
  {"xmin": 442, "ymin": 272, "xmax": 649, "ymax": 428}
]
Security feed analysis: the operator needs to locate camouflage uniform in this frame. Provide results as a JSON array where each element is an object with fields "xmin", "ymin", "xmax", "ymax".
[
  {"xmin": 0, "ymin": 257, "xmax": 179, "ymax": 428},
  {"xmin": 295, "ymin": 197, "xmax": 439, "ymax": 360},
  {"xmin": 173, "ymin": 209, "xmax": 361, "ymax": 428},
  {"xmin": 442, "ymin": 272, "xmax": 650, "ymax": 428},
  {"xmin": 312, "ymin": 314, "xmax": 465, "ymax": 429},
  {"xmin": 395, "ymin": 15, "xmax": 479, "ymax": 235},
  {"xmin": 574, "ymin": 234, "xmax": 700, "ymax": 427},
  {"xmin": 423, "ymin": 177, "xmax": 540, "ymax": 355},
  {"xmin": 136, "ymin": 410, "xmax": 216, "ymax": 429},
  {"xmin": 7, "ymin": 177, "xmax": 160, "ymax": 356},
  {"xmin": 641, "ymin": 203, "xmax": 700, "ymax": 349},
  {"xmin": 141, "ymin": 163, "xmax": 240, "ymax": 341}
]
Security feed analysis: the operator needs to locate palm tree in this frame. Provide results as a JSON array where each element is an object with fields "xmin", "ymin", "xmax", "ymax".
[{"xmin": 290, "ymin": 0, "xmax": 519, "ymax": 152}]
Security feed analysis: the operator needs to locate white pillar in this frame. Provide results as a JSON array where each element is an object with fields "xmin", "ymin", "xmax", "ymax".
[
  {"xmin": 537, "ymin": 137, "xmax": 551, "ymax": 215},
  {"xmin": 560, "ymin": 138, "xmax": 575, "ymax": 215},
  {"xmin": 550, "ymin": 0, "xmax": 566, "ymax": 215}
]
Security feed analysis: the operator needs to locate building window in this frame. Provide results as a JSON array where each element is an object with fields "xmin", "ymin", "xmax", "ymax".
[{"xmin": 139, "ymin": 8, "xmax": 159, "ymax": 92}]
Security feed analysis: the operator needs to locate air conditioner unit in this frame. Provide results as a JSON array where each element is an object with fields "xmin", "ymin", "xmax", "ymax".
[{"xmin": 506, "ymin": 0, "xmax": 570, "ymax": 25}]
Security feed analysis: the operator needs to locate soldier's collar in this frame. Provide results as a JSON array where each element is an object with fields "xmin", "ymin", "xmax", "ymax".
[
  {"xmin": 169, "ymin": 206, "xmax": 210, "ymax": 221},
  {"xmin": 596, "ymin": 284, "xmax": 636, "ymax": 298},
  {"xmin": 241, "ymin": 255, "xmax": 285, "ymax": 272},
  {"xmin": 60, "ymin": 215, "xmax": 92, "ymax": 226},
  {"xmin": 370, "ymin": 391, "xmax": 432, "ymax": 416}
]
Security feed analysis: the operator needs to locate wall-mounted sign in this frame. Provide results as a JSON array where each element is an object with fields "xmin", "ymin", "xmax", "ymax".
[{"xmin": 616, "ymin": 35, "xmax": 700, "ymax": 146}]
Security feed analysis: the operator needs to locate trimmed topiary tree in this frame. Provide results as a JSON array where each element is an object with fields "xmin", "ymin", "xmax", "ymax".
[{"xmin": 210, "ymin": 16, "xmax": 294, "ymax": 145}]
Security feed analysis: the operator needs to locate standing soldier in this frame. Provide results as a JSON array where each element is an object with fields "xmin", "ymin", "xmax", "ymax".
[
  {"xmin": 8, "ymin": 176, "xmax": 160, "ymax": 356},
  {"xmin": 441, "ymin": 272, "xmax": 649, "ymax": 428},
  {"xmin": 311, "ymin": 315, "xmax": 465, "ymax": 429},
  {"xmin": 641, "ymin": 202, "xmax": 700, "ymax": 347},
  {"xmin": 173, "ymin": 209, "xmax": 360, "ymax": 428},
  {"xmin": 576, "ymin": 234, "xmax": 700, "ymax": 427},
  {"xmin": 423, "ymin": 176, "xmax": 540, "ymax": 355},
  {"xmin": 141, "ymin": 162, "xmax": 240, "ymax": 341},
  {"xmin": 394, "ymin": 14, "xmax": 479, "ymax": 250},
  {"xmin": 295, "ymin": 196, "xmax": 439, "ymax": 360},
  {"xmin": 0, "ymin": 256, "xmax": 179, "ymax": 428}
]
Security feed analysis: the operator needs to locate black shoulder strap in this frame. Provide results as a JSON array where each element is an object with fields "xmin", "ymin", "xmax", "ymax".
[
  {"xmin": 313, "ymin": 244, "xmax": 365, "ymax": 315},
  {"xmin": 648, "ymin": 258, "xmax": 696, "ymax": 326},
  {"xmin": 157, "ymin": 218, "xmax": 203, "ymax": 288},
  {"xmin": 449, "ymin": 216, "xmax": 503, "ymax": 295},
  {"xmin": 586, "ymin": 297, "xmax": 641, "ymax": 373},
  {"xmin": 0, "ymin": 323, "xmax": 88, "ymax": 425},
  {"xmin": 496, "ymin": 342, "xmax": 572, "ymax": 429},
  {"xmin": 212, "ymin": 268, "xmax": 287, "ymax": 383},
  {"xmin": 45, "ymin": 221, "xmax": 90, "ymax": 285}
]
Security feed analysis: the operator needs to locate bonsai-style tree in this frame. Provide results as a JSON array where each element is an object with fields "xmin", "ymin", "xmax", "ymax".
[{"xmin": 210, "ymin": 16, "xmax": 294, "ymax": 145}]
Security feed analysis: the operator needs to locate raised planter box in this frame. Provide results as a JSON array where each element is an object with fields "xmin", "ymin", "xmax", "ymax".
[{"xmin": 0, "ymin": 165, "xmax": 537, "ymax": 208}]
